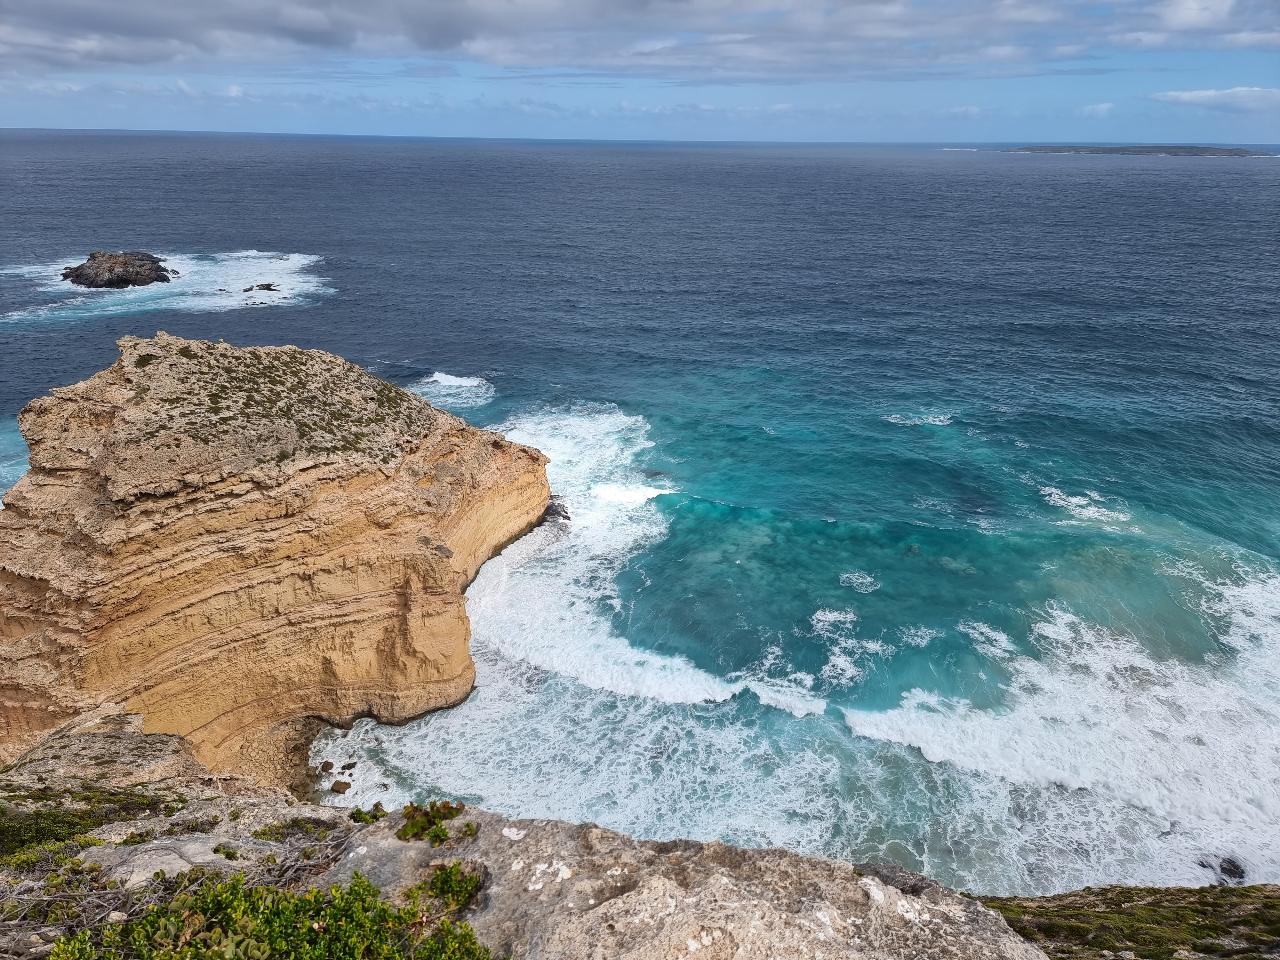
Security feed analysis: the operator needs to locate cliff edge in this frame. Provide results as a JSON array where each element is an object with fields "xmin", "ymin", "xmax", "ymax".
[
  {"xmin": 0, "ymin": 715, "xmax": 1047, "ymax": 959},
  {"xmin": 0, "ymin": 333, "xmax": 550, "ymax": 782}
]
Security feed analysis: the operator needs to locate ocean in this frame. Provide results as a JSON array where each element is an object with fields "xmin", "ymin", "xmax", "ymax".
[{"xmin": 2, "ymin": 129, "xmax": 1278, "ymax": 895}]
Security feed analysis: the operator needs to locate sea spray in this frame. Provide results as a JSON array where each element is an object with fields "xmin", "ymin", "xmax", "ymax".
[
  {"xmin": 1, "ymin": 251, "xmax": 331, "ymax": 324},
  {"xmin": 408, "ymin": 372, "xmax": 497, "ymax": 409}
]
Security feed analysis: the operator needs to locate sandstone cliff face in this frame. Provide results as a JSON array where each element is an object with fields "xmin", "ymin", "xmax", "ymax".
[{"xmin": 0, "ymin": 333, "xmax": 550, "ymax": 780}]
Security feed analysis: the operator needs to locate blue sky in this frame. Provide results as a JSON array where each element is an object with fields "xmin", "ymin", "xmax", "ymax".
[{"xmin": 1, "ymin": 0, "xmax": 1277, "ymax": 142}]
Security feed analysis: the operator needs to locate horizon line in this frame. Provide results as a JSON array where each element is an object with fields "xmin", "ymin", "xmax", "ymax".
[{"xmin": 2, "ymin": 125, "xmax": 1277, "ymax": 148}]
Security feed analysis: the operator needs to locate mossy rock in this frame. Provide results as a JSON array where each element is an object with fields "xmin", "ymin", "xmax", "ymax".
[{"xmin": 983, "ymin": 884, "xmax": 1280, "ymax": 959}]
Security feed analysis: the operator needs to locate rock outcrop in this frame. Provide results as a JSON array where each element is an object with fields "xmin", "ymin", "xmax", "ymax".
[
  {"xmin": 0, "ymin": 333, "xmax": 550, "ymax": 783},
  {"xmin": 0, "ymin": 715, "xmax": 1048, "ymax": 960},
  {"xmin": 60, "ymin": 251, "xmax": 173, "ymax": 288}
]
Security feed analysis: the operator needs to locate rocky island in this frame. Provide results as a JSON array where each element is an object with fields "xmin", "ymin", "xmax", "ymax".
[
  {"xmin": 1, "ymin": 335, "xmax": 1275, "ymax": 959},
  {"xmin": 60, "ymin": 252, "xmax": 175, "ymax": 288}
]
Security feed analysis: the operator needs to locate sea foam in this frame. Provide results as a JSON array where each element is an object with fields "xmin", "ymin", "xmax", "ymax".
[
  {"xmin": 313, "ymin": 400, "xmax": 1280, "ymax": 896},
  {"xmin": 1, "ymin": 251, "xmax": 331, "ymax": 323},
  {"xmin": 844, "ymin": 573, "xmax": 1280, "ymax": 890},
  {"xmin": 408, "ymin": 372, "xmax": 496, "ymax": 410},
  {"xmin": 883, "ymin": 412, "xmax": 953, "ymax": 426}
]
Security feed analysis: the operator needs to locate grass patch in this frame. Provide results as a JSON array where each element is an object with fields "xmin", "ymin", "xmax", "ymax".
[
  {"xmin": 251, "ymin": 816, "xmax": 336, "ymax": 844},
  {"xmin": 0, "ymin": 783, "xmax": 174, "ymax": 862},
  {"xmin": 983, "ymin": 884, "xmax": 1280, "ymax": 959}
]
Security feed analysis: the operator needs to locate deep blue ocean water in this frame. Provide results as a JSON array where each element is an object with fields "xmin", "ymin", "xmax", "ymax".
[{"xmin": 3, "ymin": 130, "xmax": 1279, "ymax": 895}]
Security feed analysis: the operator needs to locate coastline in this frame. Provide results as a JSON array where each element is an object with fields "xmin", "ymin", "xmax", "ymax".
[{"xmin": 3, "ymin": 333, "xmax": 1279, "ymax": 958}]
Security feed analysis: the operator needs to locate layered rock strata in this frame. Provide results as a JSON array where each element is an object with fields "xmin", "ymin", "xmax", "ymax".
[{"xmin": 0, "ymin": 333, "xmax": 550, "ymax": 781}]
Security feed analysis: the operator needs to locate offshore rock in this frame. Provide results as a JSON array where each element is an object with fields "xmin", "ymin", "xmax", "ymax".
[
  {"xmin": 0, "ymin": 333, "xmax": 550, "ymax": 784},
  {"xmin": 60, "ymin": 251, "xmax": 172, "ymax": 288}
]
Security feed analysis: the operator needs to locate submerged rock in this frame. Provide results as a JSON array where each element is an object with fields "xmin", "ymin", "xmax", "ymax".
[{"xmin": 61, "ymin": 250, "xmax": 172, "ymax": 288}]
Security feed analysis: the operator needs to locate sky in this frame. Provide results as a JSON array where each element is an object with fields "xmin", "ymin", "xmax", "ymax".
[{"xmin": 1, "ymin": 0, "xmax": 1277, "ymax": 142}]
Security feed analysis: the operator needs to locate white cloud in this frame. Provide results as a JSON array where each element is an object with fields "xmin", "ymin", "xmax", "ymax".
[
  {"xmin": 1221, "ymin": 29, "xmax": 1280, "ymax": 46},
  {"xmin": 0, "ymin": 0, "xmax": 1276, "ymax": 82},
  {"xmin": 1157, "ymin": 0, "xmax": 1236, "ymax": 30},
  {"xmin": 1151, "ymin": 85, "xmax": 1280, "ymax": 111},
  {"xmin": 1078, "ymin": 101, "xmax": 1115, "ymax": 117}
]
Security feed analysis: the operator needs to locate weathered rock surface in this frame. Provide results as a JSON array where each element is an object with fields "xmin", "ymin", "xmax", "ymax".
[
  {"xmin": 60, "ymin": 251, "xmax": 172, "ymax": 288},
  {"xmin": 0, "ymin": 333, "xmax": 550, "ymax": 783},
  {"xmin": 0, "ymin": 717, "xmax": 1047, "ymax": 960},
  {"xmin": 328, "ymin": 811, "xmax": 1045, "ymax": 959}
]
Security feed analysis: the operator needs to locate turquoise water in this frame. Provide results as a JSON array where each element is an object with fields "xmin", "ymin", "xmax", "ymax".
[{"xmin": 2, "ymin": 132, "xmax": 1278, "ymax": 895}]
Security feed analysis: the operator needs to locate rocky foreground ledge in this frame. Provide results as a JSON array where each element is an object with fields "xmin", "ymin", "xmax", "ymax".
[
  {"xmin": 0, "ymin": 714, "xmax": 1043, "ymax": 959},
  {"xmin": 0, "ymin": 333, "xmax": 550, "ymax": 783}
]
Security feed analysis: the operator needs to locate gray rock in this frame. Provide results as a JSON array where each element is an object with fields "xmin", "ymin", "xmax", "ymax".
[
  {"xmin": 319, "ymin": 808, "xmax": 1045, "ymax": 960},
  {"xmin": 61, "ymin": 251, "xmax": 171, "ymax": 288}
]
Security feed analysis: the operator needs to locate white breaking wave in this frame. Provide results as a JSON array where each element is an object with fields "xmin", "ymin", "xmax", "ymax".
[
  {"xmin": 957, "ymin": 620, "xmax": 1017, "ymax": 659},
  {"xmin": 883, "ymin": 412, "xmax": 953, "ymax": 426},
  {"xmin": 811, "ymin": 608, "xmax": 884, "ymax": 688},
  {"xmin": 840, "ymin": 570, "xmax": 880, "ymax": 593},
  {"xmin": 845, "ymin": 574, "xmax": 1280, "ymax": 889},
  {"xmin": 1039, "ymin": 485, "xmax": 1132, "ymax": 527},
  {"xmin": 1, "ymin": 251, "xmax": 331, "ymax": 323},
  {"xmin": 408, "ymin": 372, "xmax": 497, "ymax": 410},
  {"xmin": 312, "ymin": 399, "xmax": 1280, "ymax": 895},
  {"xmin": 313, "ymin": 401, "xmax": 844, "ymax": 855},
  {"xmin": 460, "ymin": 404, "xmax": 734, "ymax": 705}
]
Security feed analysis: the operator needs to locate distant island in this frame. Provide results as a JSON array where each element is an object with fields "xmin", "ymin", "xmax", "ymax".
[{"xmin": 1006, "ymin": 144, "xmax": 1273, "ymax": 157}]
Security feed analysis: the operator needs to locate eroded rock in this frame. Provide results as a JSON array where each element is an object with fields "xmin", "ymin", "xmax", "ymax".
[
  {"xmin": 61, "ymin": 251, "xmax": 172, "ymax": 288},
  {"xmin": 0, "ymin": 333, "xmax": 550, "ymax": 784}
]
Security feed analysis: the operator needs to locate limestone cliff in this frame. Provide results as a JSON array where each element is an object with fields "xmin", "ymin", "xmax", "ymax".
[{"xmin": 0, "ymin": 333, "xmax": 550, "ymax": 781}]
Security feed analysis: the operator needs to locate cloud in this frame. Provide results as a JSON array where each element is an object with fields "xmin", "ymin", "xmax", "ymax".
[
  {"xmin": 1157, "ymin": 0, "xmax": 1236, "ymax": 31},
  {"xmin": 1077, "ymin": 101, "xmax": 1115, "ymax": 117},
  {"xmin": 0, "ymin": 0, "xmax": 1277, "ymax": 81},
  {"xmin": 1151, "ymin": 85, "xmax": 1280, "ymax": 111}
]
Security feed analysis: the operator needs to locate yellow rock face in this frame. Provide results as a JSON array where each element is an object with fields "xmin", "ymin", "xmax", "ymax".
[{"xmin": 0, "ymin": 333, "xmax": 549, "ymax": 781}]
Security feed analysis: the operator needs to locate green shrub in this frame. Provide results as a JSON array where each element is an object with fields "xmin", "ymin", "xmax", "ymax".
[
  {"xmin": 350, "ymin": 802, "xmax": 389, "ymax": 825},
  {"xmin": 397, "ymin": 801, "xmax": 464, "ymax": 845},
  {"xmin": 162, "ymin": 814, "xmax": 221, "ymax": 836},
  {"xmin": 421, "ymin": 862, "xmax": 484, "ymax": 912},
  {"xmin": 1, "ymin": 834, "xmax": 102, "ymax": 872},
  {"xmin": 51, "ymin": 872, "xmax": 490, "ymax": 960},
  {"xmin": 250, "ymin": 816, "xmax": 335, "ymax": 843},
  {"xmin": 0, "ymin": 785, "xmax": 166, "ymax": 860}
]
